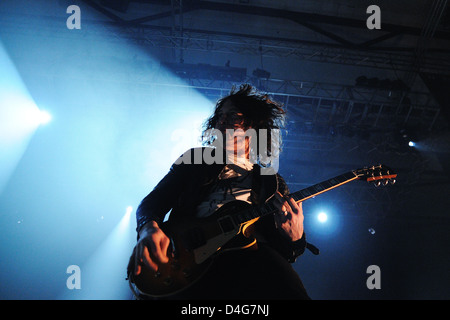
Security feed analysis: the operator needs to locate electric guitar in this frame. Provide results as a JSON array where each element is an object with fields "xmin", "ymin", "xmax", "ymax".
[{"xmin": 127, "ymin": 164, "xmax": 397, "ymax": 298}]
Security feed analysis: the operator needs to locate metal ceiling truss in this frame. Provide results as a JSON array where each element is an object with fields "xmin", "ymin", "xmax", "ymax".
[
  {"xmin": 178, "ymin": 77, "xmax": 442, "ymax": 133},
  {"xmin": 3, "ymin": 8, "xmax": 439, "ymax": 135},
  {"xmin": 81, "ymin": 0, "xmax": 450, "ymax": 74},
  {"xmin": 82, "ymin": 18, "xmax": 450, "ymax": 75}
]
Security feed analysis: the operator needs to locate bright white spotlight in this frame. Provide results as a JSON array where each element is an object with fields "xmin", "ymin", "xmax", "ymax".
[
  {"xmin": 38, "ymin": 110, "xmax": 52, "ymax": 125},
  {"xmin": 0, "ymin": 42, "xmax": 47, "ymax": 192},
  {"xmin": 117, "ymin": 206, "xmax": 133, "ymax": 233},
  {"xmin": 124, "ymin": 206, "xmax": 133, "ymax": 222},
  {"xmin": 408, "ymin": 141, "xmax": 415, "ymax": 147},
  {"xmin": 318, "ymin": 212, "xmax": 328, "ymax": 223}
]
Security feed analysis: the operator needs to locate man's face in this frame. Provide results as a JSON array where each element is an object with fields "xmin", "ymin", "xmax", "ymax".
[
  {"xmin": 215, "ymin": 100, "xmax": 252, "ymax": 157},
  {"xmin": 216, "ymin": 101, "xmax": 246, "ymax": 131}
]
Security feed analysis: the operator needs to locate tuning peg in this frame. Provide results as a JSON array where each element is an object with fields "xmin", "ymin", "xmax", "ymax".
[
  {"xmin": 389, "ymin": 179, "xmax": 396, "ymax": 185},
  {"xmin": 374, "ymin": 181, "xmax": 381, "ymax": 187},
  {"xmin": 383, "ymin": 180, "xmax": 389, "ymax": 186}
]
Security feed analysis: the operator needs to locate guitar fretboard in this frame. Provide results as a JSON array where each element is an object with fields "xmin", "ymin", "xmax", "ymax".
[
  {"xmin": 290, "ymin": 171, "xmax": 358, "ymax": 202},
  {"xmin": 233, "ymin": 171, "xmax": 358, "ymax": 225}
]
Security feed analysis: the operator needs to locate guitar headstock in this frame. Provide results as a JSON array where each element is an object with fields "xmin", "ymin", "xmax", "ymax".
[{"xmin": 353, "ymin": 164, "xmax": 397, "ymax": 187}]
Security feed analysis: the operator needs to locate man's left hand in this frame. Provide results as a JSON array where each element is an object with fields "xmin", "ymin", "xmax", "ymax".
[{"xmin": 273, "ymin": 191, "xmax": 304, "ymax": 241}]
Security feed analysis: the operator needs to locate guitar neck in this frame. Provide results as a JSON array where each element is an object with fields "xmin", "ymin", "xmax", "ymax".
[
  {"xmin": 290, "ymin": 171, "xmax": 359, "ymax": 203},
  {"xmin": 232, "ymin": 171, "xmax": 359, "ymax": 225}
]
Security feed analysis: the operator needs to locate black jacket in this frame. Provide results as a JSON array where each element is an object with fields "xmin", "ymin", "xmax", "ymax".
[{"xmin": 136, "ymin": 147, "xmax": 307, "ymax": 262}]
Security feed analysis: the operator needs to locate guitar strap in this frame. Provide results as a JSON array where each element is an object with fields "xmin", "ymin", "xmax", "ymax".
[{"xmin": 249, "ymin": 163, "xmax": 284, "ymax": 205}]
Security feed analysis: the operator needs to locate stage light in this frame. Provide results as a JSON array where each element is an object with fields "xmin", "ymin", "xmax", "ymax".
[
  {"xmin": 37, "ymin": 110, "xmax": 52, "ymax": 125},
  {"xmin": 125, "ymin": 205, "xmax": 133, "ymax": 218},
  {"xmin": 1, "ymin": 2, "xmax": 214, "ymax": 300},
  {"xmin": 408, "ymin": 141, "xmax": 415, "ymax": 147},
  {"xmin": 308, "ymin": 208, "xmax": 341, "ymax": 237},
  {"xmin": 117, "ymin": 206, "xmax": 133, "ymax": 233},
  {"xmin": 0, "ymin": 42, "xmax": 45, "ymax": 193},
  {"xmin": 60, "ymin": 205, "xmax": 135, "ymax": 300},
  {"xmin": 317, "ymin": 212, "xmax": 328, "ymax": 223}
]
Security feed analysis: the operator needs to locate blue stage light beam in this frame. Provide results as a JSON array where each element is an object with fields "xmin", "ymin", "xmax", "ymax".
[
  {"xmin": 37, "ymin": 109, "xmax": 52, "ymax": 125},
  {"xmin": 0, "ymin": 1, "xmax": 213, "ymax": 299},
  {"xmin": 59, "ymin": 206, "xmax": 135, "ymax": 300},
  {"xmin": 0, "ymin": 42, "xmax": 50, "ymax": 193}
]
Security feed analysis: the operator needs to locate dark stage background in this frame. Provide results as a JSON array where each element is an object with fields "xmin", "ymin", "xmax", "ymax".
[{"xmin": 0, "ymin": 0, "xmax": 449, "ymax": 300}]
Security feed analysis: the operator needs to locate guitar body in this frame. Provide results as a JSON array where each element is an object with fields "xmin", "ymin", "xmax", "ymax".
[{"xmin": 129, "ymin": 200, "xmax": 258, "ymax": 298}]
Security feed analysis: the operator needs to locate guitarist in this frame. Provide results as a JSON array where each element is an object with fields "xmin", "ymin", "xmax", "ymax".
[{"xmin": 129, "ymin": 84, "xmax": 312, "ymax": 299}]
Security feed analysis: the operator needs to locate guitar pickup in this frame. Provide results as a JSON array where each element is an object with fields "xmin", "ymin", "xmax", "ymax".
[
  {"xmin": 218, "ymin": 216, "xmax": 236, "ymax": 234},
  {"xmin": 182, "ymin": 227, "xmax": 206, "ymax": 250}
]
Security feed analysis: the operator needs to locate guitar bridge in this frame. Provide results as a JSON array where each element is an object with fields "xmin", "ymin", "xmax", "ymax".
[{"xmin": 218, "ymin": 216, "xmax": 236, "ymax": 234}]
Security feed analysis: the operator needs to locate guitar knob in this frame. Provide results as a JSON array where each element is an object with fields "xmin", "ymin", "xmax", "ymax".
[
  {"xmin": 163, "ymin": 277, "xmax": 174, "ymax": 286},
  {"xmin": 183, "ymin": 268, "xmax": 192, "ymax": 278},
  {"xmin": 154, "ymin": 271, "xmax": 161, "ymax": 278},
  {"xmin": 171, "ymin": 262, "xmax": 180, "ymax": 270}
]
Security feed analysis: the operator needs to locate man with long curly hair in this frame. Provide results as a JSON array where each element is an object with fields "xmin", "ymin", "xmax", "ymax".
[{"xmin": 129, "ymin": 84, "xmax": 311, "ymax": 300}]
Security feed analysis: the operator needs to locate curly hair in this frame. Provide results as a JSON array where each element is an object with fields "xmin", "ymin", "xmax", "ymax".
[{"xmin": 201, "ymin": 84, "xmax": 286, "ymax": 165}]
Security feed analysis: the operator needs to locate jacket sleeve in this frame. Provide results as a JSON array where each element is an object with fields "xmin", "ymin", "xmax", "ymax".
[
  {"xmin": 257, "ymin": 214, "xmax": 308, "ymax": 263},
  {"xmin": 256, "ymin": 173, "xmax": 308, "ymax": 263},
  {"xmin": 135, "ymin": 151, "xmax": 192, "ymax": 234}
]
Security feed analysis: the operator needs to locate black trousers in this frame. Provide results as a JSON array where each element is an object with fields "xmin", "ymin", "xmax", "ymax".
[{"xmin": 164, "ymin": 244, "xmax": 310, "ymax": 300}]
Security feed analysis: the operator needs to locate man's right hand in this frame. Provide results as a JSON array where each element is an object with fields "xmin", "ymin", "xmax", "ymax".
[{"xmin": 134, "ymin": 221, "xmax": 170, "ymax": 275}]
